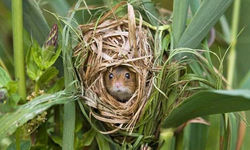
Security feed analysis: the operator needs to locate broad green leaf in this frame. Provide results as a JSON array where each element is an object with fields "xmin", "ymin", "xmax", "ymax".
[
  {"xmin": 172, "ymin": 0, "xmax": 189, "ymax": 48},
  {"xmin": 6, "ymin": 140, "xmax": 31, "ymax": 150},
  {"xmin": 163, "ymin": 90, "xmax": 250, "ymax": 128},
  {"xmin": 0, "ymin": 66, "xmax": 11, "ymax": 87},
  {"xmin": 43, "ymin": 46, "xmax": 62, "ymax": 69},
  {"xmin": 177, "ymin": 0, "xmax": 233, "ymax": 50},
  {"xmin": 38, "ymin": 67, "xmax": 59, "ymax": 85},
  {"xmin": 6, "ymin": 80, "xmax": 18, "ymax": 94},
  {"xmin": 50, "ymin": 135, "xmax": 62, "ymax": 147},
  {"xmin": 96, "ymin": 132, "xmax": 111, "ymax": 150},
  {"xmin": 0, "ymin": 93, "xmax": 20, "ymax": 115},
  {"xmin": 190, "ymin": 0, "xmax": 200, "ymax": 15},
  {"xmin": 183, "ymin": 118, "xmax": 209, "ymax": 150},
  {"xmin": 82, "ymin": 128, "xmax": 96, "ymax": 146},
  {"xmin": 47, "ymin": 77, "xmax": 65, "ymax": 93},
  {"xmin": 26, "ymin": 45, "xmax": 42, "ymax": 81},
  {"xmin": 0, "ymin": 91, "xmax": 75, "ymax": 140},
  {"xmin": 141, "ymin": 0, "xmax": 160, "ymax": 26},
  {"xmin": 205, "ymin": 115, "xmax": 220, "ymax": 150}
]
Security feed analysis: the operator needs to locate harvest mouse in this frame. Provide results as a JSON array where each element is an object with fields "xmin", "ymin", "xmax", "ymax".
[{"xmin": 104, "ymin": 66, "xmax": 136, "ymax": 102}]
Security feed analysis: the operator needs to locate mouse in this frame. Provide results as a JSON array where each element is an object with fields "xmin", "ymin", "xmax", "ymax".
[{"xmin": 104, "ymin": 66, "xmax": 136, "ymax": 102}]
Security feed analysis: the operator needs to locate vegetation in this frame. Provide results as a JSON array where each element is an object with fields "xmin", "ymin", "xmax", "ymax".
[{"xmin": 1, "ymin": 0, "xmax": 250, "ymax": 149}]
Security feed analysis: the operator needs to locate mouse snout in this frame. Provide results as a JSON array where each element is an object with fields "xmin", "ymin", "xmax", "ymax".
[{"xmin": 114, "ymin": 82, "xmax": 122, "ymax": 89}]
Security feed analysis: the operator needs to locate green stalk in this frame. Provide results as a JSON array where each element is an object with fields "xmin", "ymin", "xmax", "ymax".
[
  {"xmin": 62, "ymin": 33, "xmax": 75, "ymax": 149},
  {"xmin": 61, "ymin": 1, "xmax": 82, "ymax": 149},
  {"xmin": 227, "ymin": 0, "xmax": 241, "ymax": 89},
  {"xmin": 12, "ymin": 0, "xmax": 26, "ymax": 149},
  {"xmin": 12, "ymin": 0, "xmax": 26, "ymax": 101}
]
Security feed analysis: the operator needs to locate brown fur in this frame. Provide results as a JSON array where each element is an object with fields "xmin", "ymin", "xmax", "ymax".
[{"xmin": 104, "ymin": 66, "xmax": 136, "ymax": 101}]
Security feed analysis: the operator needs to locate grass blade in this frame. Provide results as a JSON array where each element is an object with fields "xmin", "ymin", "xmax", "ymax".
[
  {"xmin": 177, "ymin": 0, "xmax": 233, "ymax": 50},
  {"xmin": 172, "ymin": 0, "xmax": 189, "ymax": 48},
  {"xmin": 163, "ymin": 90, "xmax": 250, "ymax": 128}
]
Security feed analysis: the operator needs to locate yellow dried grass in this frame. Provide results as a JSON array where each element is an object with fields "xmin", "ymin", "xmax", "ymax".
[{"xmin": 74, "ymin": 3, "xmax": 155, "ymax": 133}]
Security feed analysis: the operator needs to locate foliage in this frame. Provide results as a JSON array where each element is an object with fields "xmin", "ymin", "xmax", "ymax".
[{"xmin": 1, "ymin": 0, "xmax": 250, "ymax": 150}]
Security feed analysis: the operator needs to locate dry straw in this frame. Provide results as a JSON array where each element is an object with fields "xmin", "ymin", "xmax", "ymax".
[{"xmin": 74, "ymin": 2, "xmax": 159, "ymax": 134}]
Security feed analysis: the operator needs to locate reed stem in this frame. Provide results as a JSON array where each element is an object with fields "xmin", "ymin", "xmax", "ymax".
[{"xmin": 227, "ymin": 0, "xmax": 241, "ymax": 89}]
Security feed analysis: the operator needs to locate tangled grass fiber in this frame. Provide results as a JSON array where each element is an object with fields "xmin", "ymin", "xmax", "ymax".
[{"xmin": 74, "ymin": 3, "xmax": 156, "ymax": 132}]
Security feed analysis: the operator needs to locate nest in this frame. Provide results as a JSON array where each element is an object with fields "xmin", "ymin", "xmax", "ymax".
[{"xmin": 74, "ymin": 3, "xmax": 155, "ymax": 133}]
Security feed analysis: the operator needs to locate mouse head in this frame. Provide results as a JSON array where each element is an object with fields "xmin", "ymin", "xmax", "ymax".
[{"xmin": 104, "ymin": 66, "xmax": 137, "ymax": 101}]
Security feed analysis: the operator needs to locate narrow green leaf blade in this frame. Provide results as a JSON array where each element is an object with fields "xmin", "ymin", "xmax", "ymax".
[
  {"xmin": 177, "ymin": 0, "xmax": 233, "ymax": 49},
  {"xmin": 172, "ymin": 0, "xmax": 189, "ymax": 48},
  {"xmin": 163, "ymin": 90, "xmax": 250, "ymax": 128}
]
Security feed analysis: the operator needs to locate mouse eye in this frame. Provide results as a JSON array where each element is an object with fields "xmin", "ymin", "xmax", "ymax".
[
  {"xmin": 109, "ymin": 73, "xmax": 113, "ymax": 79},
  {"xmin": 125, "ymin": 73, "xmax": 130, "ymax": 79}
]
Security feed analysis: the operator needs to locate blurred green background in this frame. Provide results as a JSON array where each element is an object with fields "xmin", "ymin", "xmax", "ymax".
[{"xmin": 1, "ymin": 0, "xmax": 250, "ymax": 87}]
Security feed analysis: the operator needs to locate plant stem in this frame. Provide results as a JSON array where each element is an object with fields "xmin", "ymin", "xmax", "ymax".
[
  {"xmin": 12, "ymin": 0, "xmax": 26, "ymax": 149},
  {"xmin": 35, "ymin": 83, "xmax": 39, "ymax": 95},
  {"xmin": 227, "ymin": 0, "xmax": 241, "ymax": 89},
  {"xmin": 12, "ymin": 0, "xmax": 27, "ymax": 101},
  {"xmin": 62, "ymin": 25, "xmax": 76, "ymax": 150}
]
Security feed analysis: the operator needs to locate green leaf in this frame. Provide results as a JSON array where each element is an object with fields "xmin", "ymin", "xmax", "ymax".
[
  {"xmin": 96, "ymin": 132, "xmax": 111, "ymax": 150},
  {"xmin": 141, "ymin": 0, "xmax": 160, "ymax": 26},
  {"xmin": 205, "ymin": 115, "xmax": 220, "ymax": 150},
  {"xmin": 8, "ymin": 94, "xmax": 20, "ymax": 108},
  {"xmin": 0, "ymin": 91, "xmax": 75, "ymax": 140},
  {"xmin": 31, "ymin": 44, "xmax": 61, "ymax": 71},
  {"xmin": 82, "ymin": 128, "xmax": 96, "ymax": 146},
  {"xmin": 190, "ymin": 0, "xmax": 200, "ymax": 15},
  {"xmin": 228, "ymin": 113, "xmax": 238, "ymax": 150},
  {"xmin": 6, "ymin": 80, "xmax": 18, "ymax": 94},
  {"xmin": 43, "ymin": 45, "xmax": 62, "ymax": 69},
  {"xmin": 38, "ymin": 67, "xmax": 59, "ymax": 85},
  {"xmin": 47, "ymin": 77, "xmax": 65, "ymax": 93},
  {"xmin": 0, "ymin": 66, "xmax": 11, "ymax": 87},
  {"xmin": 26, "ymin": 45, "xmax": 42, "ymax": 81},
  {"xmin": 6, "ymin": 140, "xmax": 31, "ymax": 150},
  {"xmin": 180, "ymin": 74, "xmax": 216, "ymax": 88},
  {"xmin": 163, "ymin": 90, "xmax": 250, "ymax": 128},
  {"xmin": 184, "ymin": 122, "xmax": 208, "ymax": 150},
  {"xmin": 177, "ymin": 0, "xmax": 233, "ymax": 50},
  {"xmin": 50, "ymin": 134, "xmax": 62, "ymax": 147},
  {"xmin": 172, "ymin": 0, "xmax": 189, "ymax": 48}
]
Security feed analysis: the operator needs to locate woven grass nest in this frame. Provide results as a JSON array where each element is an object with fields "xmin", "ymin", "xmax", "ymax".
[{"xmin": 74, "ymin": 3, "xmax": 157, "ymax": 133}]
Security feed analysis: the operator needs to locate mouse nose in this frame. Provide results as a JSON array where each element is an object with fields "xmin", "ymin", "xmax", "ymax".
[{"xmin": 115, "ymin": 82, "xmax": 122, "ymax": 88}]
